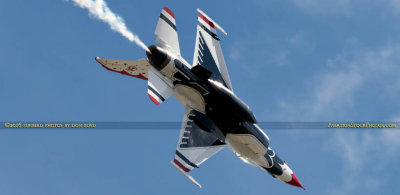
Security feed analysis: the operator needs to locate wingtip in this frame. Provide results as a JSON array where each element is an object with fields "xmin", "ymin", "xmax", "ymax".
[
  {"xmin": 196, "ymin": 8, "xmax": 227, "ymax": 36},
  {"xmin": 162, "ymin": 7, "xmax": 175, "ymax": 19},
  {"xmin": 170, "ymin": 161, "xmax": 202, "ymax": 188}
]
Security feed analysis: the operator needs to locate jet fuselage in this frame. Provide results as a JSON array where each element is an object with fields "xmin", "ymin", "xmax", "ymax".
[{"xmin": 146, "ymin": 45, "xmax": 303, "ymax": 188}]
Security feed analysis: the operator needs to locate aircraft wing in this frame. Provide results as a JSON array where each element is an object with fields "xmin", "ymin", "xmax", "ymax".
[
  {"xmin": 192, "ymin": 9, "xmax": 233, "ymax": 90},
  {"xmin": 95, "ymin": 57, "xmax": 151, "ymax": 80},
  {"xmin": 171, "ymin": 108, "xmax": 225, "ymax": 188},
  {"xmin": 155, "ymin": 7, "xmax": 181, "ymax": 56}
]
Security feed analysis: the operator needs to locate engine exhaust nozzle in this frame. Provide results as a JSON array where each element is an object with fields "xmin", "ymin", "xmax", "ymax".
[{"xmin": 146, "ymin": 45, "xmax": 170, "ymax": 71}]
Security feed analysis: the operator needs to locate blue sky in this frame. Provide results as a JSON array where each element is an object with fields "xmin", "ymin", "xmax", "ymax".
[{"xmin": 1, "ymin": 0, "xmax": 400, "ymax": 194}]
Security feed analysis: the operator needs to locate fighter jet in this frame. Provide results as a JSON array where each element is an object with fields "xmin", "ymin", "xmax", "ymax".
[{"xmin": 95, "ymin": 7, "xmax": 304, "ymax": 190}]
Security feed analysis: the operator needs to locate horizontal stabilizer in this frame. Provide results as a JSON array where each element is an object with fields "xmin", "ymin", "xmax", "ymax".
[
  {"xmin": 95, "ymin": 57, "xmax": 150, "ymax": 80},
  {"xmin": 155, "ymin": 7, "xmax": 181, "ymax": 56},
  {"xmin": 147, "ymin": 69, "xmax": 172, "ymax": 105}
]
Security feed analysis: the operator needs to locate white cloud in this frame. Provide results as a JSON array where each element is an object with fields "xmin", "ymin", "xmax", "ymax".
[
  {"xmin": 326, "ymin": 132, "xmax": 378, "ymax": 195},
  {"xmin": 311, "ymin": 68, "xmax": 361, "ymax": 116},
  {"xmin": 276, "ymin": 43, "xmax": 400, "ymax": 194},
  {"xmin": 288, "ymin": 32, "xmax": 315, "ymax": 52},
  {"xmin": 292, "ymin": 0, "xmax": 400, "ymax": 16},
  {"xmin": 277, "ymin": 44, "xmax": 400, "ymax": 120},
  {"xmin": 263, "ymin": 41, "xmax": 400, "ymax": 193},
  {"xmin": 229, "ymin": 47, "xmax": 241, "ymax": 61},
  {"xmin": 381, "ymin": 129, "xmax": 400, "ymax": 148},
  {"xmin": 328, "ymin": 115, "xmax": 400, "ymax": 194},
  {"xmin": 267, "ymin": 50, "xmax": 289, "ymax": 67},
  {"xmin": 390, "ymin": 0, "xmax": 400, "ymax": 12},
  {"xmin": 380, "ymin": 115, "xmax": 400, "ymax": 155},
  {"xmin": 291, "ymin": 0, "xmax": 352, "ymax": 14}
]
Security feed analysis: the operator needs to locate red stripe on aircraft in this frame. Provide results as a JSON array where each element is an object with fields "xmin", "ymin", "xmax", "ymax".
[
  {"xmin": 173, "ymin": 159, "xmax": 190, "ymax": 172},
  {"xmin": 148, "ymin": 94, "xmax": 160, "ymax": 105},
  {"xmin": 162, "ymin": 7, "xmax": 175, "ymax": 19},
  {"xmin": 198, "ymin": 13, "xmax": 214, "ymax": 28}
]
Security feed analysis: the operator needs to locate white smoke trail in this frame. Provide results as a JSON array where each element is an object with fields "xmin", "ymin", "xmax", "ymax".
[{"xmin": 71, "ymin": 0, "xmax": 149, "ymax": 52}]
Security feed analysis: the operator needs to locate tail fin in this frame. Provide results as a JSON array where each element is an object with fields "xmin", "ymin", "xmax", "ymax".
[
  {"xmin": 192, "ymin": 9, "xmax": 233, "ymax": 90},
  {"xmin": 196, "ymin": 8, "xmax": 227, "ymax": 35}
]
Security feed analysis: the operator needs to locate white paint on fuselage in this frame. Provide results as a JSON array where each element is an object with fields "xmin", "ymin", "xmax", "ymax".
[
  {"xmin": 225, "ymin": 133, "xmax": 294, "ymax": 183},
  {"xmin": 275, "ymin": 163, "xmax": 293, "ymax": 182},
  {"xmin": 225, "ymin": 133, "xmax": 272, "ymax": 168},
  {"xmin": 173, "ymin": 84, "xmax": 206, "ymax": 113}
]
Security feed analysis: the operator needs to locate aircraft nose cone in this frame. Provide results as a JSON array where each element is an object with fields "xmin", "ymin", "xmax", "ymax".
[{"xmin": 286, "ymin": 173, "xmax": 305, "ymax": 190}]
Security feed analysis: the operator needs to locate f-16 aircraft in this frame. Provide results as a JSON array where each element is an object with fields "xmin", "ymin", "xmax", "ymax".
[{"xmin": 95, "ymin": 7, "xmax": 304, "ymax": 190}]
